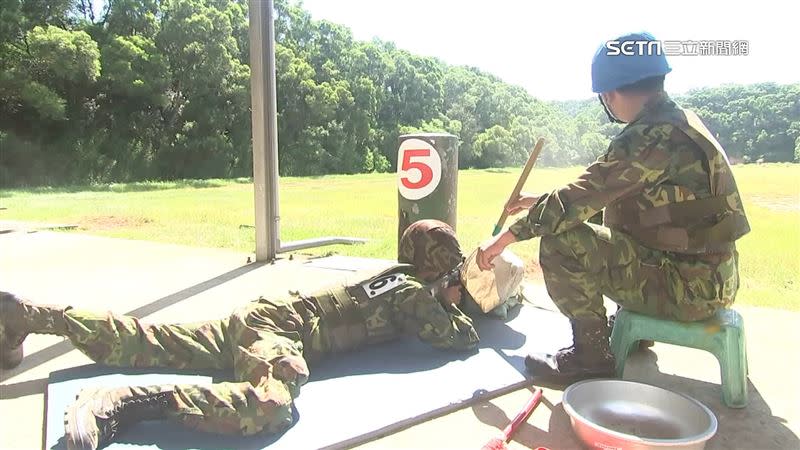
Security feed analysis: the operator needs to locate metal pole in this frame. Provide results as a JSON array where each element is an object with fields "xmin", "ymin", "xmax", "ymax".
[
  {"xmin": 279, "ymin": 237, "xmax": 368, "ymax": 253},
  {"xmin": 249, "ymin": 0, "xmax": 280, "ymax": 262},
  {"xmin": 247, "ymin": 0, "xmax": 367, "ymax": 256}
]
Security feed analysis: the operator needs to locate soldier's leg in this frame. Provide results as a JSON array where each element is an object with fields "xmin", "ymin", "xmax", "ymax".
[
  {"xmin": 65, "ymin": 378, "xmax": 296, "ymax": 450},
  {"xmin": 66, "ymin": 298, "xmax": 310, "ymax": 449},
  {"xmin": 534, "ymin": 221, "xmax": 733, "ymax": 380},
  {"xmin": 539, "ymin": 221, "xmax": 735, "ymax": 322},
  {"xmin": 165, "ymin": 298, "xmax": 309, "ymax": 435},
  {"xmin": 1, "ymin": 291, "xmax": 71, "ymax": 368},
  {"xmin": 0, "ymin": 291, "xmax": 231, "ymax": 370},
  {"xmin": 64, "ymin": 309, "xmax": 232, "ymax": 370},
  {"xmin": 527, "ymin": 222, "xmax": 635, "ymax": 382},
  {"xmin": 538, "ymin": 223, "xmax": 661, "ymax": 356},
  {"xmin": 609, "ymin": 246, "xmax": 738, "ymax": 322},
  {"xmin": 539, "ymin": 222, "xmax": 641, "ymax": 319}
]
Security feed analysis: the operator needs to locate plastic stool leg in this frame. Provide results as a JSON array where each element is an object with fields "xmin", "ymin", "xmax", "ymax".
[
  {"xmin": 610, "ymin": 317, "xmax": 639, "ymax": 378},
  {"xmin": 717, "ymin": 326, "xmax": 749, "ymax": 408}
]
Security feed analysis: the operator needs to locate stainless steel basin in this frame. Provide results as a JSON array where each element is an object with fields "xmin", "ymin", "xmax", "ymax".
[{"xmin": 562, "ymin": 379, "xmax": 717, "ymax": 450}]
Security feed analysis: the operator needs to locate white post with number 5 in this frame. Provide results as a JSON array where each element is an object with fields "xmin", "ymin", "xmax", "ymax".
[
  {"xmin": 396, "ymin": 133, "xmax": 459, "ymax": 247},
  {"xmin": 397, "ymin": 138, "xmax": 442, "ymax": 200}
]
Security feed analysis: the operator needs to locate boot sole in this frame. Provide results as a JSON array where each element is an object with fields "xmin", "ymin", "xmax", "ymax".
[
  {"xmin": 65, "ymin": 388, "xmax": 103, "ymax": 450},
  {"xmin": 0, "ymin": 291, "xmax": 27, "ymax": 370},
  {"xmin": 1, "ymin": 344, "xmax": 24, "ymax": 369}
]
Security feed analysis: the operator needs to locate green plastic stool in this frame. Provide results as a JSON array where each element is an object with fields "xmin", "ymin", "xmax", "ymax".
[{"xmin": 610, "ymin": 308, "xmax": 748, "ymax": 408}]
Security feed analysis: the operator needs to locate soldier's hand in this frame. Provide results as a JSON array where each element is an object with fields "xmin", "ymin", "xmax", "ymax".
[
  {"xmin": 505, "ymin": 192, "xmax": 540, "ymax": 215},
  {"xmin": 477, "ymin": 244, "xmax": 500, "ymax": 271},
  {"xmin": 477, "ymin": 231, "xmax": 517, "ymax": 271}
]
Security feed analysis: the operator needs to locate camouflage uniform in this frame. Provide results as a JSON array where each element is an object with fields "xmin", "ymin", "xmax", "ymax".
[
  {"xmin": 1, "ymin": 267, "xmax": 477, "ymax": 438},
  {"xmin": 509, "ymin": 92, "xmax": 750, "ymax": 322}
]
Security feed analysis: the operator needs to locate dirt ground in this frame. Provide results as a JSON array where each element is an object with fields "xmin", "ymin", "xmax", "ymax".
[{"xmin": 79, "ymin": 215, "xmax": 152, "ymax": 230}]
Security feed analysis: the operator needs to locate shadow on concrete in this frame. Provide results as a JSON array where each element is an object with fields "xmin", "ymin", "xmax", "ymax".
[
  {"xmin": 48, "ymin": 420, "xmax": 291, "ymax": 450},
  {"xmin": 0, "ymin": 262, "xmax": 266, "ymax": 383},
  {"xmin": 0, "ymin": 377, "xmax": 48, "ymax": 400},
  {"xmin": 471, "ymin": 350, "xmax": 799, "ymax": 450},
  {"xmin": 309, "ymin": 314, "xmax": 527, "ymax": 382},
  {"xmin": 47, "ymin": 365, "xmax": 230, "ymax": 384},
  {"xmin": 471, "ymin": 387, "xmax": 583, "ymax": 450},
  {"xmin": 623, "ymin": 350, "xmax": 799, "ymax": 450}
]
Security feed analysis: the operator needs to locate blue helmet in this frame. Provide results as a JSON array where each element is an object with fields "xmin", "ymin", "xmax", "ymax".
[{"xmin": 591, "ymin": 32, "xmax": 672, "ymax": 94}]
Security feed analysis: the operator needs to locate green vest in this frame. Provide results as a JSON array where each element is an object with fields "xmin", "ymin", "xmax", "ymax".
[
  {"xmin": 305, "ymin": 264, "xmax": 418, "ymax": 352},
  {"xmin": 604, "ymin": 100, "xmax": 750, "ymax": 254}
]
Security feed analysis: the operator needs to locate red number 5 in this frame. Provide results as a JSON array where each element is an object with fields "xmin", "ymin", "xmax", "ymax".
[{"xmin": 400, "ymin": 149, "xmax": 433, "ymax": 189}]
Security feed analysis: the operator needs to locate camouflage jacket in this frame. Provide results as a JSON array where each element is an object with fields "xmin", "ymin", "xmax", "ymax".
[
  {"xmin": 298, "ymin": 264, "xmax": 478, "ymax": 355},
  {"xmin": 509, "ymin": 92, "xmax": 749, "ymax": 255}
]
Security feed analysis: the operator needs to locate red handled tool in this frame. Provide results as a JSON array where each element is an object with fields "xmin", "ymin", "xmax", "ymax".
[{"xmin": 480, "ymin": 388, "xmax": 549, "ymax": 450}]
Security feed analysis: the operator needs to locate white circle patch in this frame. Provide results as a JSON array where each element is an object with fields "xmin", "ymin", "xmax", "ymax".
[{"xmin": 397, "ymin": 138, "xmax": 442, "ymax": 200}]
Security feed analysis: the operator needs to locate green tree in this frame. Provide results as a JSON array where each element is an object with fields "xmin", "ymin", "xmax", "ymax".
[
  {"xmin": 1, "ymin": 0, "xmax": 797, "ymax": 187},
  {"xmin": 473, "ymin": 125, "xmax": 516, "ymax": 168}
]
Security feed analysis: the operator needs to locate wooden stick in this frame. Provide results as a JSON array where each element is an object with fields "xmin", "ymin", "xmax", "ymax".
[{"xmin": 492, "ymin": 137, "xmax": 545, "ymax": 236}]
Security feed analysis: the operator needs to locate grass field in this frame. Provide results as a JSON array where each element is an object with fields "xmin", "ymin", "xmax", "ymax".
[{"xmin": 1, "ymin": 164, "xmax": 798, "ymax": 310}]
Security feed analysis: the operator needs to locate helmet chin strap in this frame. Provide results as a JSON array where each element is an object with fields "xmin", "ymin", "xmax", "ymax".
[{"xmin": 598, "ymin": 94, "xmax": 625, "ymax": 124}]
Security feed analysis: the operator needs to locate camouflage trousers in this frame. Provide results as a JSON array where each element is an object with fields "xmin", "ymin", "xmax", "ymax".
[
  {"xmin": 61, "ymin": 297, "xmax": 314, "ymax": 436},
  {"xmin": 539, "ymin": 222, "xmax": 739, "ymax": 322}
]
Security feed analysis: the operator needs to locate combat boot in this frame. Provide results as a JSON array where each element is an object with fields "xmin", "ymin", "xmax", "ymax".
[
  {"xmin": 0, "ymin": 291, "xmax": 70, "ymax": 369},
  {"xmin": 525, "ymin": 316, "xmax": 616, "ymax": 385},
  {"xmin": 66, "ymin": 385, "xmax": 176, "ymax": 450}
]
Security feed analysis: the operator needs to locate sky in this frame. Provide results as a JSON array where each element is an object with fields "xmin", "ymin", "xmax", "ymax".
[{"xmin": 299, "ymin": 0, "xmax": 798, "ymax": 101}]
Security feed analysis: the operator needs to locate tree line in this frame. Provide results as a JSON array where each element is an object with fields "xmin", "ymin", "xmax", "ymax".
[{"xmin": 1, "ymin": 0, "xmax": 798, "ymax": 187}]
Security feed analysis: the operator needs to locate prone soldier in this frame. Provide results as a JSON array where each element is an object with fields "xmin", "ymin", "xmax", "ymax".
[{"xmin": 1, "ymin": 220, "xmax": 514, "ymax": 450}]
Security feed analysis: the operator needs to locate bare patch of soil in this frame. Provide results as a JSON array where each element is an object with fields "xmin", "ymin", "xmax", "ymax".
[{"xmin": 80, "ymin": 215, "xmax": 152, "ymax": 230}]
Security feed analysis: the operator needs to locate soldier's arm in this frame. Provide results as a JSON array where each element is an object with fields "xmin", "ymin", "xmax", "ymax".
[
  {"xmin": 391, "ymin": 283, "xmax": 479, "ymax": 351},
  {"xmin": 508, "ymin": 123, "xmax": 673, "ymax": 240}
]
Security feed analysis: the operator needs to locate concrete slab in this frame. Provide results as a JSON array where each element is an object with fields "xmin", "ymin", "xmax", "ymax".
[
  {"xmin": 355, "ymin": 300, "xmax": 800, "ymax": 450},
  {"xmin": 1, "ymin": 231, "xmax": 798, "ymax": 450},
  {"xmin": 0, "ymin": 220, "xmax": 77, "ymax": 234},
  {"xmin": 303, "ymin": 255, "xmax": 394, "ymax": 272}
]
